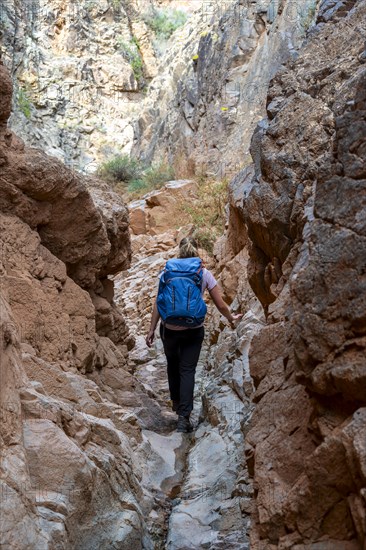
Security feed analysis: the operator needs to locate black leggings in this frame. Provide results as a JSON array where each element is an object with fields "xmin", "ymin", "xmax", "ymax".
[{"xmin": 159, "ymin": 323, "xmax": 205, "ymax": 417}]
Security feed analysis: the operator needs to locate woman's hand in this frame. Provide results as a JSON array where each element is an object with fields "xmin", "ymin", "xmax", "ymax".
[
  {"xmin": 209, "ymin": 286, "xmax": 243, "ymax": 328},
  {"xmin": 146, "ymin": 300, "xmax": 160, "ymax": 347},
  {"xmin": 146, "ymin": 329, "xmax": 155, "ymax": 348},
  {"xmin": 229, "ymin": 313, "xmax": 243, "ymax": 328}
]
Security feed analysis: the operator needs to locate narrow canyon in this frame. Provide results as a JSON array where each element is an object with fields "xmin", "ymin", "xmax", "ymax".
[{"xmin": 0, "ymin": 1, "xmax": 365, "ymax": 549}]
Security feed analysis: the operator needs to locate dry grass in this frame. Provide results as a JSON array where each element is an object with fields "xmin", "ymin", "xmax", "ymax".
[{"xmin": 177, "ymin": 177, "xmax": 229, "ymax": 254}]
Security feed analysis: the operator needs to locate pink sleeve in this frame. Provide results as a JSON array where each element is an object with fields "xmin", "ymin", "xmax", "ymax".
[{"xmin": 203, "ymin": 268, "xmax": 217, "ymax": 291}]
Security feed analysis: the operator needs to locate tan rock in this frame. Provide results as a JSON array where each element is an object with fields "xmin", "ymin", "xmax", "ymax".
[
  {"xmin": 129, "ymin": 200, "xmax": 148, "ymax": 235},
  {"xmin": 0, "ymin": 60, "xmax": 169, "ymax": 549},
  {"xmin": 128, "ymin": 180, "xmax": 197, "ymax": 236}
]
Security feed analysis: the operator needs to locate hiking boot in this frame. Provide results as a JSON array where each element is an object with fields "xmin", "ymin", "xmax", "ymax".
[
  {"xmin": 172, "ymin": 400, "xmax": 179, "ymax": 412},
  {"xmin": 176, "ymin": 415, "xmax": 193, "ymax": 433}
]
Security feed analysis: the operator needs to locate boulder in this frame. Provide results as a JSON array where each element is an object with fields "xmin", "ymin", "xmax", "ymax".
[{"xmin": 128, "ymin": 180, "xmax": 197, "ymax": 236}]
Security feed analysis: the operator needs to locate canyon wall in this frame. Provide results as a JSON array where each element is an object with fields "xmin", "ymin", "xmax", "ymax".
[
  {"xmin": 0, "ymin": 60, "xmax": 174, "ymax": 549},
  {"xmin": 133, "ymin": 0, "xmax": 318, "ymax": 177},
  {"xmin": 223, "ymin": 1, "xmax": 366, "ymax": 547}
]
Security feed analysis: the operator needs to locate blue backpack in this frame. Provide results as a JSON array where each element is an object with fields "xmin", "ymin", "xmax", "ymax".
[{"xmin": 157, "ymin": 257, "xmax": 207, "ymax": 327}]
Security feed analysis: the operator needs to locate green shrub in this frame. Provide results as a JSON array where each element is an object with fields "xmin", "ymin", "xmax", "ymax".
[
  {"xmin": 131, "ymin": 56, "xmax": 143, "ymax": 81},
  {"xmin": 193, "ymin": 227, "xmax": 217, "ymax": 254},
  {"xmin": 98, "ymin": 156, "xmax": 176, "ymax": 197},
  {"xmin": 144, "ymin": 8, "xmax": 187, "ymax": 40},
  {"xmin": 130, "ymin": 35, "xmax": 140, "ymax": 49},
  {"xmin": 98, "ymin": 154, "xmax": 144, "ymax": 183},
  {"xmin": 117, "ymin": 38, "xmax": 143, "ymax": 81},
  {"xmin": 127, "ymin": 178, "xmax": 150, "ymax": 194},
  {"xmin": 17, "ymin": 88, "xmax": 32, "ymax": 119}
]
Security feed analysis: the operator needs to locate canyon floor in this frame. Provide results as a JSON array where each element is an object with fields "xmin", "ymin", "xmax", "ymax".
[{"xmin": 113, "ymin": 218, "xmax": 263, "ymax": 549}]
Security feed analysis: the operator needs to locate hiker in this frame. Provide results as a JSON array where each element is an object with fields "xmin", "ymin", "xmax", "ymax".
[{"xmin": 146, "ymin": 236, "xmax": 243, "ymax": 433}]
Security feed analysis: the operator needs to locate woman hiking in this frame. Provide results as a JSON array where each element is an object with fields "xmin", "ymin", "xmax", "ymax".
[{"xmin": 146, "ymin": 236, "xmax": 243, "ymax": 433}]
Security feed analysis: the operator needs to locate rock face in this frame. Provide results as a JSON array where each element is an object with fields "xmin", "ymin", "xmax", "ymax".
[
  {"xmin": 222, "ymin": 2, "xmax": 366, "ymax": 547},
  {"xmin": 1, "ymin": 0, "xmax": 146, "ymax": 169},
  {"xmin": 0, "ymin": 0, "xmax": 198, "ymax": 171},
  {"xmin": 0, "ymin": 59, "xmax": 132, "ymax": 352},
  {"xmin": 133, "ymin": 0, "xmax": 318, "ymax": 176}
]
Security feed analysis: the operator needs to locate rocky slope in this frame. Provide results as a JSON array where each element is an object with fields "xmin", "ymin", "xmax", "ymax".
[{"xmin": 220, "ymin": 1, "xmax": 366, "ymax": 547}]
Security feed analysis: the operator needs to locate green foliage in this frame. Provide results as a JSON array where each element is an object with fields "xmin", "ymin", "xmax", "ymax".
[
  {"xmin": 98, "ymin": 154, "xmax": 144, "ymax": 183},
  {"xmin": 130, "ymin": 35, "xmax": 140, "ymax": 49},
  {"xmin": 117, "ymin": 38, "xmax": 143, "ymax": 81},
  {"xmin": 142, "ymin": 163, "xmax": 175, "ymax": 189},
  {"xmin": 144, "ymin": 8, "xmax": 187, "ymax": 40},
  {"xmin": 17, "ymin": 88, "xmax": 32, "ymax": 119},
  {"xmin": 127, "ymin": 162, "xmax": 175, "ymax": 196},
  {"xmin": 131, "ymin": 56, "xmax": 143, "ymax": 82},
  {"xmin": 193, "ymin": 227, "xmax": 217, "ymax": 254},
  {"xmin": 127, "ymin": 178, "xmax": 149, "ymax": 194}
]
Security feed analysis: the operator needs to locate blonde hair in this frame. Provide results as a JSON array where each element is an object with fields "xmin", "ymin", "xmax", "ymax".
[{"xmin": 178, "ymin": 237, "xmax": 199, "ymax": 258}]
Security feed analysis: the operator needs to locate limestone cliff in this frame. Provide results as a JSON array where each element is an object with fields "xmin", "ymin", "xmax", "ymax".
[{"xmin": 0, "ymin": 0, "xmax": 197, "ymax": 171}]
